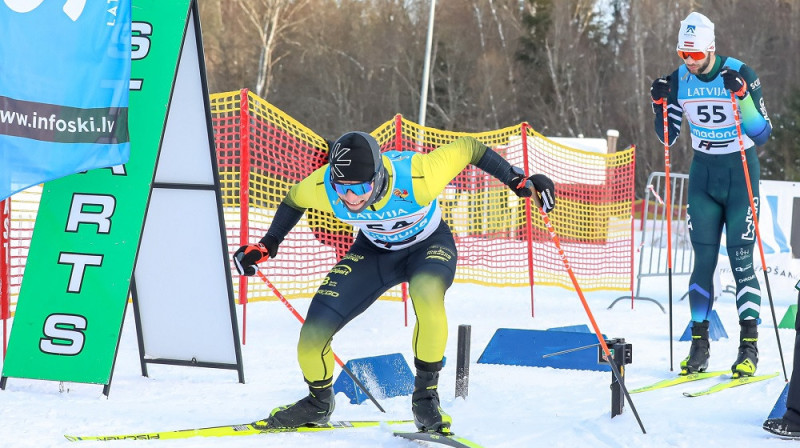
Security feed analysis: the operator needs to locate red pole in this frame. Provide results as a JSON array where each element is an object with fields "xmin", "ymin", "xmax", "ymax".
[
  {"xmin": 239, "ymin": 88, "xmax": 251, "ymax": 344},
  {"xmin": 396, "ymin": 115, "xmax": 410, "ymax": 327},
  {"xmin": 730, "ymin": 93, "xmax": 768, "ymax": 298},
  {"xmin": 730, "ymin": 93, "xmax": 787, "ymax": 382},
  {"xmin": 1, "ymin": 198, "xmax": 9, "ymax": 359},
  {"xmin": 394, "ymin": 114, "xmax": 403, "ymax": 151},
  {"xmin": 662, "ymin": 102, "xmax": 674, "ymax": 371},
  {"xmin": 630, "ymin": 147, "xmax": 636, "ymax": 309},
  {"xmin": 520, "ymin": 123, "xmax": 535, "ymax": 317},
  {"xmin": 662, "ymin": 103, "xmax": 673, "ymax": 273}
]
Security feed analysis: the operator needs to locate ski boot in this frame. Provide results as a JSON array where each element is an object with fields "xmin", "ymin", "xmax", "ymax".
[
  {"xmin": 764, "ymin": 417, "xmax": 800, "ymax": 438},
  {"xmin": 253, "ymin": 383, "xmax": 335, "ymax": 429},
  {"xmin": 412, "ymin": 359, "xmax": 452, "ymax": 433},
  {"xmin": 731, "ymin": 319, "xmax": 758, "ymax": 378},
  {"xmin": 680, "ymin": 320, "xmax": 710, "ymax": 375}
]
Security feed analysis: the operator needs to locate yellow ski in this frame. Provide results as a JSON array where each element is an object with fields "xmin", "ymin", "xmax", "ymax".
[
  {"xmin": 65, "ymin": 419, "xmax": 413, "ymax": 442},
  {"xmin": 682, "ymin": 371, "xmax": 780, "ymax": 397},
  {"xmin": 630, "ymin": 370, "xmax": 729, "ymax": 394}
]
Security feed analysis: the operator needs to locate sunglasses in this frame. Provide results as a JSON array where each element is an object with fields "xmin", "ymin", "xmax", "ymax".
[
  {"xmin": 677, "ymin": 50, "xmax": 706, "ymax": 60},
  {"xmin": 333, "ymin": 180, "xmax": 373, "ymax": 196}
]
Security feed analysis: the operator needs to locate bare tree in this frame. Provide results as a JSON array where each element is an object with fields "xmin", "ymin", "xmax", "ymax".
[
  {"xmin": 198, "ymin": 0, "xmax": 253, "ymax": 93},
  {"xmin": 265, "ymin": 0, "xmax": 426, "ymax": 136},
  {"xmin": 517, "ymin": 0, "xmax": 608, "ymax": 137},
  {"xmin": 234, "ymin": 0, "xmax": 310, "ymax": 98},
  {"xmin": 196, "ymin": 0, "xmax": 799, "ymax": 184}
]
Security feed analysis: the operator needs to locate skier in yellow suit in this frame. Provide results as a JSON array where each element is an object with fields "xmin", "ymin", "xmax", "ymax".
[{"xmin": 234, "ymin": 131, "xmax": 555, "ymax": 433}]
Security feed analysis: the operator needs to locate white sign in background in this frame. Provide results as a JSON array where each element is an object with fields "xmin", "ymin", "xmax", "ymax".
[{"xmin": 715, "ymin": 180, "xmax": 800, "ymax": 307}]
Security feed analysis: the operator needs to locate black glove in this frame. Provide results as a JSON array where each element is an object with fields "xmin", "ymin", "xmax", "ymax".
[
  {"xmin": 508, "ymin": 166, "xmax": 534, "ymax": 198},
  {"xmin": 650, "ymin": 76, "xmax": 670, "ymax": 105},
  {"xmin": 233, "ymin": 234, "xmax": 279, "ymax": 276},
  {"xmin": 530, "ymin": 174, "xmax": 555, "ymax": 213},
  {"xmin": 720, "ymin": 67, "xmax": 748, "ymax": 99}
]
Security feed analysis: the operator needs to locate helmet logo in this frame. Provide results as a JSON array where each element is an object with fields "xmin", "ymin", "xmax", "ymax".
[
  {"xmin": 330, "ymin": 143, "xmax": 351, "ymax": 179},
  {"xmin": 686, "ymin": 25, "xmax": 696, "ymax": 34}
]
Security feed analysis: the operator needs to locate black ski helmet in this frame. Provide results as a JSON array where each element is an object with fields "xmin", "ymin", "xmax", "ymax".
[{"xmin": 328, "ymin": 131, "xmax": 388, "ymax": 212}]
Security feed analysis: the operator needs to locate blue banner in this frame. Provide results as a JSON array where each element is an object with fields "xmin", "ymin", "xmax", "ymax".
[{"xmin": 0, "ymin": 1, "xmax": 131, "ymax": 200}]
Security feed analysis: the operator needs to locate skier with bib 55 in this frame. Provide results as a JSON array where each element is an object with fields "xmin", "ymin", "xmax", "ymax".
[{"xmin": 650, "ymin": 12, "xmax": 772, "ymax": 377}]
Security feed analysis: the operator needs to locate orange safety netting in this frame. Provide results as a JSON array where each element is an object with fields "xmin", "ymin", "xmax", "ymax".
[
  {"xmin": 0, "ymin": 187, "xmax": 39, "ymax": 318},
  {"xmin": 209, "ymin": 89, "xmax": 635, "ymax": 304}
]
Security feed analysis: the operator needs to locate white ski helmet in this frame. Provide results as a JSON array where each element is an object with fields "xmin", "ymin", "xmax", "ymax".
[{"xmin": 676, "ymin": 12, "xmax": 715, "ymax": 53}]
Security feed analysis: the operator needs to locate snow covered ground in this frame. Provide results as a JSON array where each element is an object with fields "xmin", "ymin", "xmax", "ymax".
[{"xmin": 1, "ymin": 273, "xmax": 797, "ymax": 447}]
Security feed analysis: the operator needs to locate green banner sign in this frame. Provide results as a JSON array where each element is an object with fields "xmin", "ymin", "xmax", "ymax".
[{"xmin": 2, "ymin": 0, "xmax": 192, "ymax": 385}]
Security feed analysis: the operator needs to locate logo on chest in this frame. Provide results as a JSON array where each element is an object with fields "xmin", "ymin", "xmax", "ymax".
[{"xmin": 366, "ymin": 219, "xmax": 418, "ymax": 232}]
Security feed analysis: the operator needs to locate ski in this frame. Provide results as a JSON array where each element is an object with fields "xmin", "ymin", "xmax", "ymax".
[
  {"xmin": 394, "ymin": 430, "xmax": 485, "ymax": 448},
  {"xmin": 682, "ymin": 371, "xmax": 780, "ymax": 397},
  {"xmin": 630, "ymin": 370, "xmax": 729, "ymax": 394},
  {"xmin": 64, "ymin": 419, "xmax": 413, "ymax": 442}
]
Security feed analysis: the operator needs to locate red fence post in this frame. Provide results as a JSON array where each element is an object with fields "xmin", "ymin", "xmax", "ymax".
[
  {"xmin": 629, "ymin": 147, "xmax": 637, "ymax": 309},
  {"xmin": 394, "ymin": 114, "xmax": 403, "ymax": 151},
  {"xmin": 238, "ymin": 88, "xmax": 251, "ymax": 344},
  {"xmin": 395, "ymin": 115, "xmax": 410, "ymax": 327},
  {"xmin": 1, "ymin": 198, "xmax": 10, "ymax": 358},
  {"xmin": 521, "ymin": 123, "xmax": 535, "ymax": 318}
]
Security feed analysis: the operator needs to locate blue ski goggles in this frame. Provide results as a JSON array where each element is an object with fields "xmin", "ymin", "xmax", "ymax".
[{"xmin": 332, "ymin": 180, "xmax": 374, "ymax": 196}]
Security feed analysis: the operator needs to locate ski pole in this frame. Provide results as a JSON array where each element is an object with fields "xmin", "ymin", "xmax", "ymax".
[
  {"xmin": 255, "ymin": 269, "xmax": 387, "ymax": 412},
  {"xmin": 662, "ymin": 101, "xmax": 675, "ymax": 372},
  {"xmin": 729, "ymin": 93, "xmax": 788, "ymax": 382},
  {"xmin": 531, "ymin": 195, "xmax": 646, "ymax": 434},
  {"xmin": 542, "ymin": 343, "xmax": 600, "ymax": 358}
]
